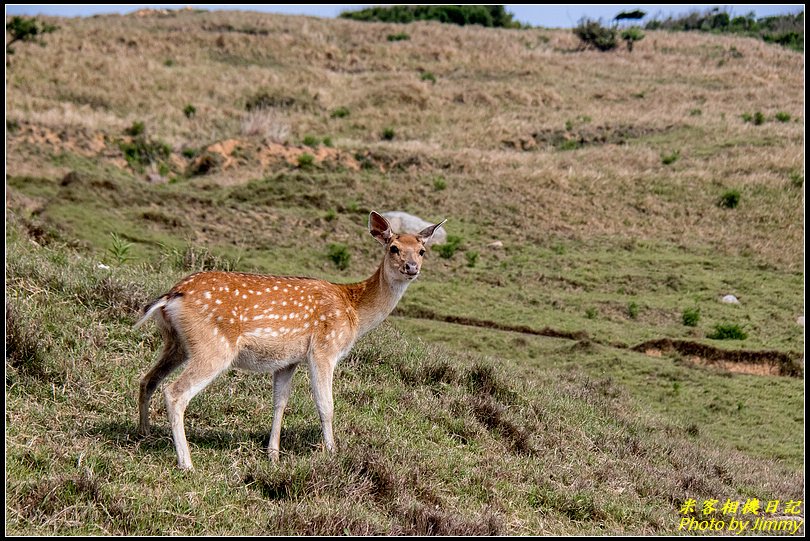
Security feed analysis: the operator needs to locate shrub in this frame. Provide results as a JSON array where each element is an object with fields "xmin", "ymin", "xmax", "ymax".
[
  {"xmin": 433, "ymin": 176, "xmax": 447, "ymax": 191},
  {"xmin": 434, "ymin": 235, "xmax": 462, "ymax": 259},
  {"xmin": 382, "ymin": 127, "xmax": 395, "ymax": 141},
  {"xmin": 740, "ymin": 112, "xmax": 753, "ymax": 123},
  {"xmin": 183, "ymin": 104, "xmax": 196, "ymax": 118},
  {"xmin": 324, "ymin": 209, "xmax": 337, "ymax": 222},
  {"xmin": 302, "ymin": 135, "xmax": 319, "ymax": 147},
  {"xmin": 627, "ymin": 301, "xmax": 639, "ymax": 319},
  {"xmin": 774, "ymin": 111, "xmax": 791, "ymax": 123},
  {"xmin": 328, "ymin": 243, "xmax": 351, "ymax": 270},
  {"xmin": 788, "ymin": 171, "xmax": 803, "ymax": 188},
  {"xmin": 718, "ymin": 189, "xmax": 741, "ymax": 209},
  {"xmin": 297, "ymin": 153, "xmax": 315, "ymax": 168},
  {"xmin": 387, "ymin": 32, "xmax": 410, "ymax": 42},
  {"xmin": 682, "ymin": 307, "xmax": 700, "ymax": 327},
  {"xmin": 689, "ymin": 108, "xmax": 702, "ymax": 116},
  {"xmin": 124, "ymin": 121, "xmax": 145, "ymax": 137},
  {"xmin": 707, "ymin": 323, "xmax": 747, "ymax": 340},
  {"xmin": 753, "ymin": 111, "xmax": 765, "ymax": 125},
  {"xmin": 465, "ymin": 251, "xmax": 479, "ymax": 268},
  {"xmin": 620, "ymin": 26, "xmax": 645, "ymax": 51},
  {"xmin": 6, "ymin": 16, "xmax": 58, "ymax": 55},
  {"xmin": 341, "ymin": 5, "xmax": 521, "ymax": 28},
  {"xmin": 661, "ymin": 150, "xmax": 680, "ymax": 165},
  {"xmin": 420, "ymin": 71, "xmax": 437, "ymax": 83},
  {"xmin": 119, "ymin": 136, "xmax": 171, "ymax": 172},
  {"xmin": 331, "ymin": 106, "xmax": 350, "ymax": 118},
  {"xmin": 585, "ymin": 307, "xmax": 598, "ymax": 319},
  {"xmin": 573, "ymin": 19, "xmax": 617, "ymax": 51},
  {"xmin": 322, "ymin": 136, "xmax": 333, "ymax": 147}
]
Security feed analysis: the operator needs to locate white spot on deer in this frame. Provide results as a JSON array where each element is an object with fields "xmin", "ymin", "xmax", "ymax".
[
  {"xmin": 320, "ymin": 314, "xmax": 326, "ymax": 321},
  {"xmin": 204, "ymin": 291, "xmax": 212, "ymax": 299},
  {"xmin": 215, "ymin": 299, "xmax": 222, "ymax": 305},
  {"xmin": 234, "ymin": 289, "xmax": 240, "ymax": 296},
  {"xmin": 273, "ymin": 286, "xmax": 278, "ymax": 291}
]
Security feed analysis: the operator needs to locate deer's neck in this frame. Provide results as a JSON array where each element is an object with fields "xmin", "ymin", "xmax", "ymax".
[{"xmin": 345, "ymin": 264, "xmax": 410, "ymax": 337}]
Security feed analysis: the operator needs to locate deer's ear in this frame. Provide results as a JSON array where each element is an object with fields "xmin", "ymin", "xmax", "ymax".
[
  {"xmin": 417, "ymin": 219, "xmax": 447, "ymax": 246},
  {"xmin": 369, "ymin": 211, "xmax": 393, "ymax": 245}
]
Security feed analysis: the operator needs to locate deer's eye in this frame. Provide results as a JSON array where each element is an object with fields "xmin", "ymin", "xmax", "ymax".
[
  {"xmin": 389, "ymin": 245, "xmax": 400, "ymax": 255},
  {"xmin": 419, "ymin": 249, "xmax": 426, "ymax": 256}
]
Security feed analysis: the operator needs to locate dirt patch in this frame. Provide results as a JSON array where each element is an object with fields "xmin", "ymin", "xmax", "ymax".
[
  {"xmin": 399, "ymin": 306, "xmax": 590, "ymax": 341},
  {"xmin": 257, "ymin": 142, "xmax": 360, "ymax": 171},
  {"xmin": 402, "ymin": 307, "xmax": 802, "ymax": 378},
  {"xmin": 634, "ymin": 338, "xmax": 802, "ymax": 378}
]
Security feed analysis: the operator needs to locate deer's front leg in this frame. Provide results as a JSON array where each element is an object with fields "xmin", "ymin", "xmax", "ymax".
[{"xmin": 308, "ymin": 352, "xmax": 337, "ymax": 453}]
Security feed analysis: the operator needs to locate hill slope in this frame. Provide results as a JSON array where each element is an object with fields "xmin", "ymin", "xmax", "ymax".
[{"xmin": 5, "ymin": 9, "xmax": 805, "ymax": 535}]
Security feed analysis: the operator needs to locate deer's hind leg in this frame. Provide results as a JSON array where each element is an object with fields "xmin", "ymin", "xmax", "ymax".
[
  {"xmin": 138, "ymin": 324, "xmax": 186, "ymax": 436},
  {"xmin": 163, "ymin": 341, "xmax": 236, "ymax": 470}
]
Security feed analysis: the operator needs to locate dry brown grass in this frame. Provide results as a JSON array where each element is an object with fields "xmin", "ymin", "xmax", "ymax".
[{"xmin": 6, "ymin": 10, "xmax": 803, "ymax": 270}]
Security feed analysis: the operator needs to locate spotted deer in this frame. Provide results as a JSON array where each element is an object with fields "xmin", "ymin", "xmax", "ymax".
[{"xmin": 134, "ymin": 211, "xmax": 446, "ymax": 470}]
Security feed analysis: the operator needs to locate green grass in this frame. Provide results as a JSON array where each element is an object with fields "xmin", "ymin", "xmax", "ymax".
[{"xmin": 6, "ymin": 217, "xmax": 803, "ymax": 534}]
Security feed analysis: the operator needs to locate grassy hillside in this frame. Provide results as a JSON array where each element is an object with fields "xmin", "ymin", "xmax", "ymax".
[{"xmin": 5, "ymin": 9, "xmax": 805, "ymax": 535}]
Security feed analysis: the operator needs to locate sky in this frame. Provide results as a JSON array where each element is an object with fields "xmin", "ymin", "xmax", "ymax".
[{"xmin": 5, "ymin": 4, "xmax": 804, "ymax": 28}]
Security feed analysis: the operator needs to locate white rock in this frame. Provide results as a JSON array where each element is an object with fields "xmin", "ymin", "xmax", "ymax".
[
  {"xmin": 97, "ymin": 263, "xmax": 111, "ymax": 270},
  {"xmin": 487, "ymin": 240, "xmax": 504, "ymax": 249},
  {"xmin": 381, "ymin": 211, "xmax": 447, "ymax": 246},
  {"xmin": 721, "ymin": 294, "xmax": 740, "ymax": 304}
]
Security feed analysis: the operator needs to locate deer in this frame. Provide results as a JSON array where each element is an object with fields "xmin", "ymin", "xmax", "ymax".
[{"xmin": 134, "ymin": 211, "xmax": 446, "ymax": 470}]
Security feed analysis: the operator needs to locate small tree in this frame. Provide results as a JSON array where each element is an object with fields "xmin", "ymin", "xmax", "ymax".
[
  {"xmin": 6, "ymin": 16, "xmax": 58, "ymax": 55},
  {"xmin": 621, "ymin": 27, "xmax": 645, "ymax": 52}
]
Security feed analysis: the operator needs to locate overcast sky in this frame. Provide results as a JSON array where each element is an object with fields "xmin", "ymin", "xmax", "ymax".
[{"xmin": 5, "ymin": 4, "xmax": 804, "ymax": 28}]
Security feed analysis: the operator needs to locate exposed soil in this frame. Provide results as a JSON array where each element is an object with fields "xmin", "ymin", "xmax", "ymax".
[{"xmin": 401, "ymin": 306, "xmax": 803, "ymax": 378}]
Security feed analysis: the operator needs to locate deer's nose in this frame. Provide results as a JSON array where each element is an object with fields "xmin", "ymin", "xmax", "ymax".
[{"xmin": 404, "ymin": 261, "xmax": 419, "ymax": 275}]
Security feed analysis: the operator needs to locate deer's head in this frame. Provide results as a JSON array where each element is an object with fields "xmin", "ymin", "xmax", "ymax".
[{"xmin": 369, "ymin": 211, "xmax": 446, "ymax": 283}]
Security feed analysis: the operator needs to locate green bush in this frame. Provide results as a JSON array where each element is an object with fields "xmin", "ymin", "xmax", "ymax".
[
  {"xmin": 774, "ymin": 111, "xmax": 791, "ymax": 123},
  {"xmin": 382, "ymin": 127, "xmax": 395, "ymax": 141},
  {"xmin": 183, "ymin": 104, "xmax": 196, "ymax": 119},
  {"xmin": 119, "ymin": 136, "xmax": 171, "ymax": 172},
  {"xmin": 707, "ymin": 323, "xmax": 747, "ymax": 340},
  {"xmin": 627, "ymin": 301, "xmax": 639, "ymax": 319},
  {"xmin": 124, "ymin": 121, "xmax": 145, "ymax": 137},
  {"xmin": 433, "ymin": 176, "xmax": 447, "ymax": 191},
  {"xmin": 341, "ymin": 5, "xmax": 521, "ymax": 28},
  {"xmin": 434, "ymin": 235, "xmax": 462, "ymax": 259},
  {"xmin": 585, "ymin": 307, "xmax": 598, "ymax": 319},
  {"xmin": 753, "ymin": 111, "xmax": 765, "ymax": 125},
  {"xmin": 387, "ymin": 32, "xmax": 410, "ymax": 42},
  {"xmin": 331, "ymin": 106, "xmax": 350, "ymax": 118},
  {"xmin": 465, "ymin": 251, "xmax": 479, "ymax": 268},
  {"xmin": 322, "ymin": 136, "xmax": 333, "ymax": 147},
  {"xmin": 297, "ymin": 153, "xmax": 315, "ymax": 168},
  {"xmin": 420, "ymin": 71, "xmax": 437, "ymax": 83},
  {"xmin": 788, "ymin": 171, "xmax": 803, "ymax": 188},
  {"xmin": 6, "ymin": 16, "xmax": 58, "ymax": 55},
  {"xmin": 302, "ymin": 135, "xmax": 319, "ymax": 147},
  {"xmin": 718, "ymin": 189, "xmax": 741, "ymax": 209},
  {"xmin": 573, "ymin": 19, "xmax": 617, "ymax": 51},
  {"xmin": 328, "ymin": 243, "xmax": 351, "ymax": 270},
  {"xmin": 620, "ymin": 26, "xmax": 645, "ymax": 51},
  {"xmin": 661, "ymin": 150, "xmax": 680, "ymax": 165},
  {"xmin": 682, "ymin": 307, "xmax": 700, "ymax": 327}
]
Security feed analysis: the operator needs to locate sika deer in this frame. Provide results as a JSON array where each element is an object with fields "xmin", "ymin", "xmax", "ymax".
[{"xmin": 134, "ymin": 211, "xmax": 446, "ymax": 469}]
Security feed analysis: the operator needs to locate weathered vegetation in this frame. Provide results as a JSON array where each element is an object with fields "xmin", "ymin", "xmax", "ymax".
[{"xmin": 5, "ymin": 7, "xmax": 804, "ymax": 535}]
